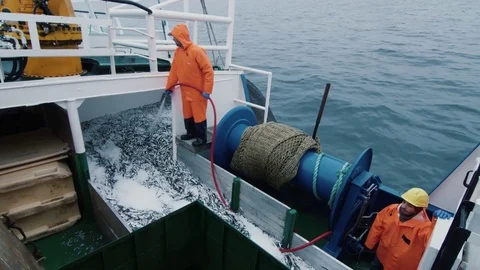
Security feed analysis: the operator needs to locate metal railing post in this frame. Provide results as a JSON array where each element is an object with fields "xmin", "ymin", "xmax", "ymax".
[
  {"xmin": 146, "ymin": 14, "xmax": 158, "ymax": 72},
  {"xmin": 263, "ymin": 72, "xmax": 272, "ymax": 123},
  {"xmin": 84, "ymin": 0, "xmax": 101, "ymax": 33},
  {"xmin": 0, "ymin": 59, "xmax": 4, "ymax": 83},
  {"xmin": 193, "ymin": 20, "xmax": 198, "ymax": 43},
  {"xmin": 108, "ymin": 27, "xmax": 117, "ymax": 74},
  {"xmin": 184, "ymin": 0, "xmax": 189, "ymax": 28},
  {"xmin": 225, "ymin": 0, "xmax": 235, "ymax": 69},
  {"xmin": 229, "ymin": 64, "xmax": 272, "ymax": 123}
]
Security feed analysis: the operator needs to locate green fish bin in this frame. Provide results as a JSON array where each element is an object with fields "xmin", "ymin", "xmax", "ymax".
[{"xmin": 60, "ymin": 201, "xmax": 289, "ymax": 270}]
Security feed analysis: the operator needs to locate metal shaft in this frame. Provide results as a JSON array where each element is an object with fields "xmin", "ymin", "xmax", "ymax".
[{"xmin": 312, "ymin": 83, "xmax": 331, "ymax": 139}]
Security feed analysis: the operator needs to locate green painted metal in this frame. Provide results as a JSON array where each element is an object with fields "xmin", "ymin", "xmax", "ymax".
[
  {"xmin": 281, "ymin": 209, "xmax": 297, "ymax": 248},
  {"xmin": 74, "ymin": 153, "xmax": 94, "ymax": 219},
  {"xmin": 60, "ymin": 202, "xmax": 289, "ymax": 270},
  {"xmin": 230, "ymin": 177, "xmax": 241, "ymax": 212},
  {"xmin": 31, "ymin": 220, "xmax": 107, "ymax": 270}
]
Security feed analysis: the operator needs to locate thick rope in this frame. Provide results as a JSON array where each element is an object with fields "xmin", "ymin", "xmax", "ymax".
[
  {"xmin": 230, "ymin": 122, "xmax": 321, "ymax": 190},
  {"xmin": 312, "ymin": 153, "xmax": 324, "ymax": 200},
  {"xmin": 328, "ymin": 162, "xmax": 352, "ymax": 208}
]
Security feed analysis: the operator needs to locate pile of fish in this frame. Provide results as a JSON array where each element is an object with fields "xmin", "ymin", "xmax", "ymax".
[{"xmin": 82, "ymin": 100, "xmax": 315, "ymax": 269}]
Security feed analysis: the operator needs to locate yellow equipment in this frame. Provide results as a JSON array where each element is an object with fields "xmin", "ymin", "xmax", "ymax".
[
  {"xmin": 0, "ymin": 0, "xmax": 84, "ymax": 78},
  {"xmin": 401, "ymin": 187, "xmax": 429, "ymax": 208}
]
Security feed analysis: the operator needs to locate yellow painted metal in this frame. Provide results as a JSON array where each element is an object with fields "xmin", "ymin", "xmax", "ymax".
[
  {"xmin": 23, "ymin": 46, "xmax": 84, "ymax": 78},
  {"xmin": 0, "ymin": 0, "xmax": 84, "ymax": 77}
]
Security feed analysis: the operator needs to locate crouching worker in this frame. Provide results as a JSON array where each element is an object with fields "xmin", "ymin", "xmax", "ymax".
[
  {"xmin": 165, "ymin": 23, "xmax": 214, "ymax": 147},
  {"xmin": 364, "ymin": 187, "xmax": 452, "ymax": 270}
]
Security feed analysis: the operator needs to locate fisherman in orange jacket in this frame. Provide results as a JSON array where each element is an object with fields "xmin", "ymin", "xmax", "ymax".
[
  {"xmin": 364, "ymin": 187, "xmax": 452, "ymax": 270},
  {"xmin": 165, "ymin": 24, "xmax": 214, "ymax": 146}
]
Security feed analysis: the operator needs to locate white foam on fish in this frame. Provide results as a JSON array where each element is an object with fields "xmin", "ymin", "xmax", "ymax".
[
  {"xmin": 96, "ymin": 140, "xmax": 122, "ymax": 166},
  {"xmin": 114, "ymin": 179, "xmax": 164, "ymax": 212}
]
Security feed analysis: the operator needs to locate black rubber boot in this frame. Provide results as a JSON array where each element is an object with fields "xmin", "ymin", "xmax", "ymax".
[
  {"xmin": 180, "ymin": 118, "xmax": 196, "ymax": 140},
  {"xmin": 192, "ymin": 120, "xmax": 207, "ymax": 147}
]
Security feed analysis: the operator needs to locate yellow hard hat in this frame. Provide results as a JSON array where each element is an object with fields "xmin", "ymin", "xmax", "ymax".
[{"xmin": 401, "ymin": 188, "xmax": 429, "ymax": 208}]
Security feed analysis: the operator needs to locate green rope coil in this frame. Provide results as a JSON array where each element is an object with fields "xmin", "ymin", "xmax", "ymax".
[
  {"xmin": 328, "ymin": 162, "xmax": 352, "ymax": 208},
  {"xmin": 312, "ymin": 153, "xmax": 325, "ymax": 201},
  {"xmin": 230, "ymin": 121, "xmax": 353, "ymax": 208},
  {"xmin": 230, "ymin": 122, "xmax": 321, "ymax": 190}
]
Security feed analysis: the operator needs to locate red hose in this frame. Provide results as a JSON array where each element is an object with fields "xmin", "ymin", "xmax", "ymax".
[
  {"xmin": 279, "ymin": 231, "xmax": 332, "ymax": 253},
  {"xmin": 169, "ymin": 84, "xmax": 331, "ymax": 253},
  {"xmin": 170, "ymin": 83, "xmax": 228, "ymax": 208}
]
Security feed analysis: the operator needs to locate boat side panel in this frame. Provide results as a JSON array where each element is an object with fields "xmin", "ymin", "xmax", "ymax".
[
  {"xmin": 291, "ymin": 233, "xmax": 351, "ymax": 270},
  {"xmin": 429, "ymin": 144, "xmax": 480, "ymax": 213},
  {"xmin": 61, "ymin": 201, "xmax": 289, "ymax": 270},
  {"xmin": 178, "ymin": 145, "xmax": 287, "ymax": 240},
  {"xmin": 77, "ymin": 71, "xmax": 245, "ymax": 125},
  {"xmin": 178, "ymin": 146, "xmax": 233, "ymax": 200},
  {"xmin": 89, "ymin": 183, "xmax": 132, "ymax": 241},
  {"xmin": 79, "ymin": 89, "xmax": 163, "ymax": 122}
]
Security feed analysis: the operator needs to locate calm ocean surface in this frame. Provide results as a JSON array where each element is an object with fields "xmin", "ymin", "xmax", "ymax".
[{"xmin": 192, "ymin": 0, "xmax": 480, "ymax": 192}]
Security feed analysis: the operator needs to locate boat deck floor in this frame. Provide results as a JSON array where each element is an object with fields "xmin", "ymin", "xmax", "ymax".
[
  {"xmin": 175, "ymin": 127, "xmax": 214, "ymax": 153},
  {"xmin": 30, "ymin": 219, "xmax": 107, "ymax": 270}
]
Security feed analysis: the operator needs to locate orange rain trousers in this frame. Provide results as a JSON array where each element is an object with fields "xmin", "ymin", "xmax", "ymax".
[
  {"xmin": 165, "ymin": 24, "xmax": 214, "ymax": 123},
  {"xmin": 365, "ymin": 204, "xmax": 436, "ymax": 270}
]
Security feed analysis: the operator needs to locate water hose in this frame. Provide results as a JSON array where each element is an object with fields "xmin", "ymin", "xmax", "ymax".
[
  {"xmin": 169, "ymin": 83, "xmax": 332, "ymax": 254},
  {"xmin": 279, "ymin": 231, "xmax": 332, "ymax": 253},
  {"xmin": 169, "ymin": 83, "xmax": 228, "ymax": 208}
]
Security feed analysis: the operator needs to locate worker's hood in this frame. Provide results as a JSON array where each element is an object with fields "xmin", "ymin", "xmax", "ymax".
[{"xmin": 169, "ymin": 24, "xmax": 192, "ymax": 49}]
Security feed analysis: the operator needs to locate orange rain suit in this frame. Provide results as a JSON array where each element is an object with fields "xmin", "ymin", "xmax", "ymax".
[
  {"xmin": 365, "ymin": 204, "xmax": 437, "ymax": 270},
  {"xmin": 165, "ymin": 24, "xmax": 214, "ymax": 123}
]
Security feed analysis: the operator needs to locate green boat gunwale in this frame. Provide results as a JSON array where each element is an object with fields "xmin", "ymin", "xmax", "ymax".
[{"xmin": 60, "ymin": 201, "xmax": 291, "ymax": 270}]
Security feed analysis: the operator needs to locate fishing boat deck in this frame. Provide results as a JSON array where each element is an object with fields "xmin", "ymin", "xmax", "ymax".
[
  {"xmin": 175, "ymin": 127, "xmax": 214, "ymax": 153},
  {"xmin": 176, "ymin": 135, "xmax": 374, "ymax": 269}
]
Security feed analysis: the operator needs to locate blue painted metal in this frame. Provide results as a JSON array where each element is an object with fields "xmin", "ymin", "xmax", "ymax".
[
  {"xmin": 214, "ymin": 106, "xmax": 390, "ymax": 257},
  {"xmin": 240, "ymin": 74, "xmax": 251, "ymax": 103},
  {"xmin": 215, "ymin": 106, "xmax": 375, "ymax": 225},
  {"xmin": 323, "ymin": 172, "xmax": 381, "ymax": 257},
  {"xmin": 330, "ymin": 148, "xmax": 373, "ymax": 228},
  {"xmin": 294, "ymin": 152, "xmax": 346, "ymax": 201},
  {"xmin": 214, "ymin": 106, "xmax": 257, "ymax": 170}
]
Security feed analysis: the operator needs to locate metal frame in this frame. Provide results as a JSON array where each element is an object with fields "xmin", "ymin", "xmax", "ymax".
[
  {"xmin": 230, "ymin": 64, "xmax": 273, "ymax": 124},
  {"xmin": 107, "ymin": 0, "xmax": 235, "ymax": 67},
  {"xmin": 0, "ymin": 13, "xmax": 117, "ymax": 75},
  {"xmin": 0, "ymin": 73, "xmax": 165, "ymax": 109}
]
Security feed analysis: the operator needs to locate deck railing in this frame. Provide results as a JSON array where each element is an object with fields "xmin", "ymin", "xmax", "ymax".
[{"xmin": 0, "ymin": 0, "xmax": 272, "ymax": 124}]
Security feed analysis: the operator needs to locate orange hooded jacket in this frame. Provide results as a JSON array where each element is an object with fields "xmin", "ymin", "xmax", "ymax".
[
  {"xmin": 365, "ymin": 204, "xmax": 436, "ymax": 270},
  {"xmin": 165, "ymin": 24, "xmax": 214, "ymax": 102}
]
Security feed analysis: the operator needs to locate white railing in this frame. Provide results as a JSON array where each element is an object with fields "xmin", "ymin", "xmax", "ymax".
[
  {"xmin": 0, "ymin": 13, "xmax": 114, "ymax": 58},
  {"xmin": 70, "ymin": 0, "xmax": 235, "ymax": 65},
  {"xmin": 0, "ymin": 0, "xmax": 272, "ymax": 115},
  {"xmin": 0, "ymin": 11, "xmax": 163, "ymax": 77},
  {"xmin": 230, "ymin": 64, "xmax": 273, "ymax": 124},
  {"xmin": 108, "ymin": 0, "xmax": 235, "ymax": 67},
  {"xmin": 0, "ymin": 12, "xmax": 121, "ymax": 82}
]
